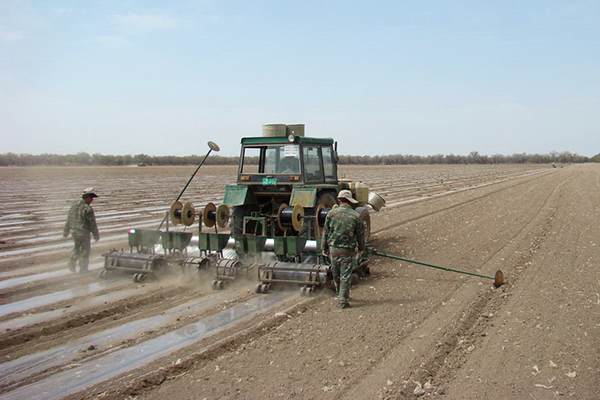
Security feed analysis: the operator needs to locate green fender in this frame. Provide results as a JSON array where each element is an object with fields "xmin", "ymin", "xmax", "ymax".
[
  {"xmin": 290, "ymin": 187, "xmax": 317, "ymax": 208},
  {"xmin": 223, "ymin": 185, "xmax": 253, "ymax": 207}
]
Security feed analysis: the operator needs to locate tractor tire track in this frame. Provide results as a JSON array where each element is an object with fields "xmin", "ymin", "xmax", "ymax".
[
  {"xmin": 381, "ymin": 170, "xmax": 568, "ymax": 399},
  {"xmin": 371, "ymin": 167, "xmax": 555, "ymax": 237}
]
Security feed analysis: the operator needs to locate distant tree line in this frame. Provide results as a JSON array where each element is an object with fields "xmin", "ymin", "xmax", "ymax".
[
  {"xmin": 338, "ymin": 151, "xmax": 596, "ymax": 165},
  {"xmin": 0, "ymin": 152, "xmax": 239, "ymax": 167},
  {"xmin": 0, "ymin": 150, "xmax": 596, "ymax": 167}
]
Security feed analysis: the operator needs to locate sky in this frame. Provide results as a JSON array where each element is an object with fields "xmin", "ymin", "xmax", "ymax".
[{"xmin": 1, "ymin": 1, "xmax": 599, "ymax": 158}]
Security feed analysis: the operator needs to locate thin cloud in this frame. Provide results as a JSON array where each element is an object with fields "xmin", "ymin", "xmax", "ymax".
[
  {"xmin": 0, "ymin": 28, "xmax": 26, "ymax": 42},
  {"xmin": 112, "ymin": 13, "xmax": 192, "ymax": 35},
  {"xmin": 50, "ymin": 8, "xmax": 74, "ymax": 17},
  {"xmin": 90, "ymin": 35, "xmax": 133, "ymax": 48}
]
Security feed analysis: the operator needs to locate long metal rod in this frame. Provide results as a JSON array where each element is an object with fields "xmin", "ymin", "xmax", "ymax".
[
  {"xmin": 368, "ymin": 247, "xmax": 504, "ymax": 287},
  {"xmin": 174, "ymin": 149, "xmax": 214, "ymax": 203},
  {"xmin": 157, "ymin": 141, "xmax": 219, "ymax": 230}
]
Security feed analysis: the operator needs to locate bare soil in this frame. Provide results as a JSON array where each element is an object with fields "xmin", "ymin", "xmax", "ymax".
[{"xmin": 1, "ymin": 163, "xmax": 598, "ymax": 399}]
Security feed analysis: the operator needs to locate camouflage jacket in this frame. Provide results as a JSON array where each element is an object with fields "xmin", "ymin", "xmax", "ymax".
[
  {"xmin": 322, "ymin": 204, "xmax": 365, "ymax": 253},
  {"xmin": 63, "ymin": 200, "xmax": 99, "ymax": 239}
]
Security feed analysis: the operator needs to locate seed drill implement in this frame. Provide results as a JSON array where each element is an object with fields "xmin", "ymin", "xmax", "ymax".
[{"xmin": 108, "ymin": 125, "xmax": 511, "ymax": 294}]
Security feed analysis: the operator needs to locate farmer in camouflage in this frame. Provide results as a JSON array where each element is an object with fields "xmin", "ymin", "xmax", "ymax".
[
  {"xmin": 322, "ymin": 189, "xmax": 365, "ymax": 309},
  {"xmin": 63, "ymin": 188, "xmax": 100, "ymax": 273}
]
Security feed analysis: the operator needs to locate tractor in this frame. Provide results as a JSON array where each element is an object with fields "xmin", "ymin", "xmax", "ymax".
[{"xmin": 223, "ymin": 123, "xmax": 381, "ymax": 242}]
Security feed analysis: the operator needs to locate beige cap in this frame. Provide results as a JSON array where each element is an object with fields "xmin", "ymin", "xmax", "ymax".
[
  {"xmin": 83, "ymin": 187, "xmax": 98, "ymax": 198},
  {"xmin": 337, "ymin": 189, "xmax": 358, "ymax": 204}
]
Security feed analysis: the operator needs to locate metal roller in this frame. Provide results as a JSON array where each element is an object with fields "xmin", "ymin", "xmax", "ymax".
[
  {"xmin": 102, "ymin": 250, "xmax": 168, "ymax": 282},
  {"xmin": 182, "ymin": 256, "xmax": 211, "ymax": 269},
  {"xmin": 258, "ymin": 261, "xmax": 329, "ymax": 287},
  {"xmin": 181, "ymin": 256, "xmax": 211, "ymax": 275},
  {"xmin": 210, "ymin": 258, "xmax": 249, "ymax": 289},
  {"xmin": 214, "ymin": 258, "xmax": 243, "ymax": 281},
  {"xmin": 104, "ymin": 251, "xmax": 167, "ymax": 271}
]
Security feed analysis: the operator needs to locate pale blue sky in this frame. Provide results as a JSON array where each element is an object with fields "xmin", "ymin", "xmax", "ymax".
[{"xmin": 1, "ymin": 1, "xmax": 599, "ymax": 157}]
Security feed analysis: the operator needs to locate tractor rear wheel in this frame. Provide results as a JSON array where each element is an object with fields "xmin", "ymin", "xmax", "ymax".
[
  {"xmin": 300, "ymin": 191, "xmax": 336, "ymax": 239},
  {"xmin": 357, "ymin": 207, "xmax": 371, "ymax": 244},
  {"xmin": 355, "ymin": 206, "xmax": 372, "ymax": 277},
  {"xmin": 231, "ymin": 205, "xmax": 253, "ymax": 236}
]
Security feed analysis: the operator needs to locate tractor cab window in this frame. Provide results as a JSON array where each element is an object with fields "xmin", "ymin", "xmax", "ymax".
[
  {"xmin": 275, "ymin": 145, "xmax": 300, "ymax": 174},
  {"xmin": 303, "ymin": 146, "xmax": 324, "ymax": 183},
  {"xmin": 322, "ymin": 146, "xmax": 336, "ymax": 181},
  {"xmin": 240, "ymin": 147, "xmax": 260, "ymax": 174},
  {"xmin": 240, "ymin": 145, "xmax": 300, "ymax": 175}
]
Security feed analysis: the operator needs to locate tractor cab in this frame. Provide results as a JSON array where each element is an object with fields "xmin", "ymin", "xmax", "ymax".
[{"xmin": 237, "ymin": 134, "xmax": 338, "ymax": 186}]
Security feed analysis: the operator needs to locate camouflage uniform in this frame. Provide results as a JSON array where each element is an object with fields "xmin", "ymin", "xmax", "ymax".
[
  {"xmin": 63, "ymin": 200, "xmax": 99, "ymax": 273},
  {"xmin": 322, "ymin": 203, "xmax": 365, "ymax": 307}
]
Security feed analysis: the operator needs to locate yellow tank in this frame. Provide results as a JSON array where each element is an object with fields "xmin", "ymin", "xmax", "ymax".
[
  {"xmin": 353, "ymin": 182, "xmax": 369, "ymax": 205},
  {"xmin": 339, "ymin": 179, "xmax": 369, "ymax": 206}
]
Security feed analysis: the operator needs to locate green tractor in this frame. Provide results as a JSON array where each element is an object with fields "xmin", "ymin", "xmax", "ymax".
[{"xmin": 222, "ymin": 124, "xmax": 381, "ymax": 243}]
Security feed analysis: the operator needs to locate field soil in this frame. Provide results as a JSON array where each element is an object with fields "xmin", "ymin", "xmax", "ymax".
[{"xmin": 0, "ymin": 163, "xmax": 598, "ymax": 399}]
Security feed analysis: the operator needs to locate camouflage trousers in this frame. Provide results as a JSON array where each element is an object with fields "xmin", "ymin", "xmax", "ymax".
[
  {"xmin": 69, "ymin": 230, "xmax": 91, "ymax": 272},
  {"xmin": 329, "ymin": 254, "xmax": 355, "ymax": 305}
]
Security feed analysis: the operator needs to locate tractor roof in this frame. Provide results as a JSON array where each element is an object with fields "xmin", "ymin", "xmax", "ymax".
[{"xmin": 240, "ymin": 136, "xmax": 335, "ymax": 146}]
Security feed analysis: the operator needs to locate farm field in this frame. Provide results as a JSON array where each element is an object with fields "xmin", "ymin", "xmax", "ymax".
[{"xmin": 0, "ymin": 163, "xmax": 599, "ymax": 399}]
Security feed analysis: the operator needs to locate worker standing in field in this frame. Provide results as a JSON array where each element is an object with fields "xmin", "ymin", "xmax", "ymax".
[
  {"xmin": 63, "ymin": 188, "xmax": 100, "ymax": 273},
  {"xmin": 322, "ymin": 189, "xmax": 365, "ymax": 309}
]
